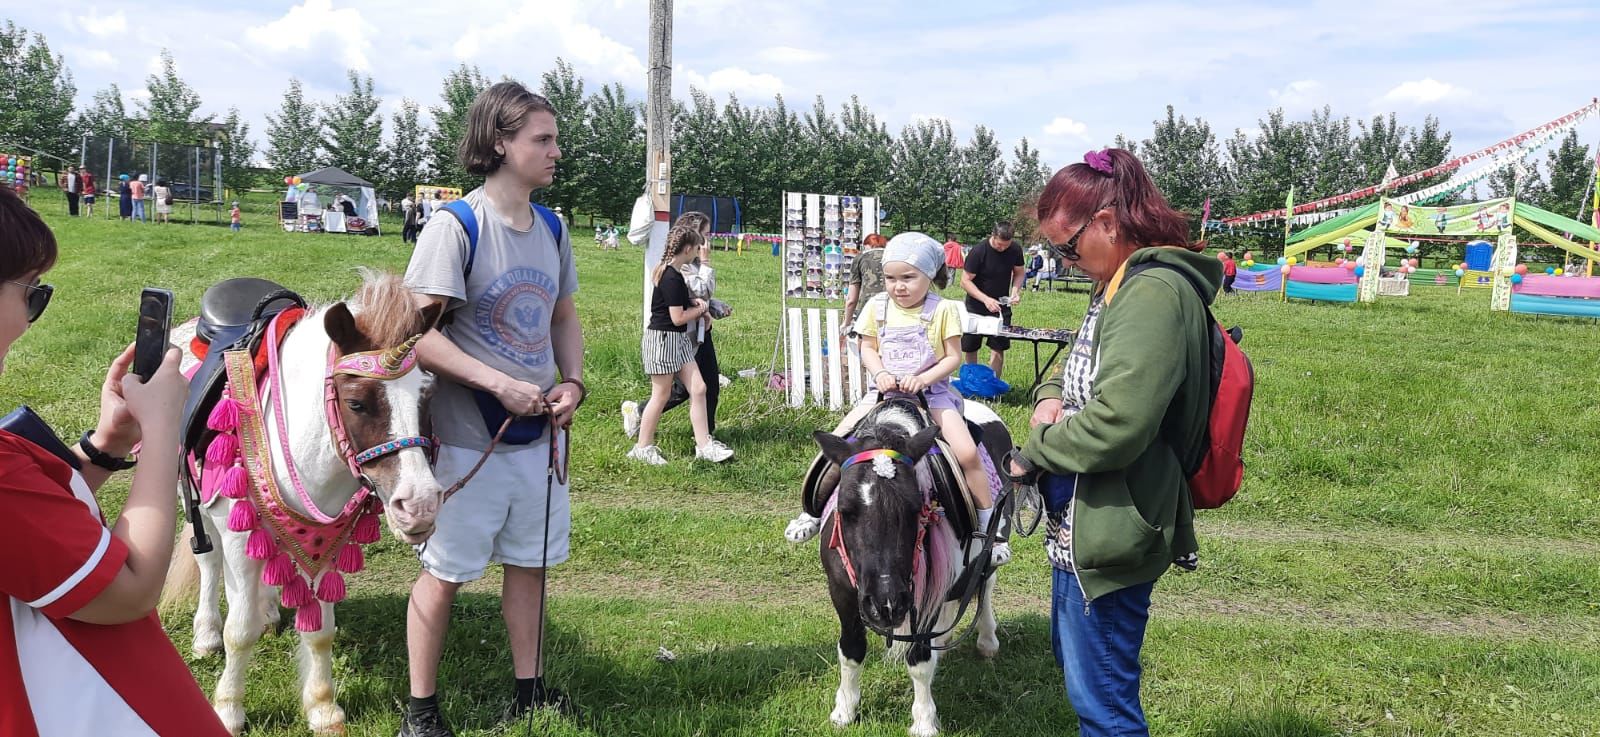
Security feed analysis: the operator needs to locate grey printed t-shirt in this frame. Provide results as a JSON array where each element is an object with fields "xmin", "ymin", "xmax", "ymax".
[{"xmin": 404, "ymin": 188, "xmax": 578, "ymax": 451}]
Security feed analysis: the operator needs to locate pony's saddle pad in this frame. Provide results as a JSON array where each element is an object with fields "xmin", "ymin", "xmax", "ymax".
[
  {"xmin": 802, "ymin": 415, "xmax": 986, "ymax": 539},
  {"xmin": 181, "ymin": 277, "xmax": 304, "ymax": 455}
]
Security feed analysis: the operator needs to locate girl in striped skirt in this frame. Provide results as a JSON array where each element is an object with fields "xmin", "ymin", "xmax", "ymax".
[{"xmin": 629, "ymin": 225, "xmax": 734, "ymax": 465}]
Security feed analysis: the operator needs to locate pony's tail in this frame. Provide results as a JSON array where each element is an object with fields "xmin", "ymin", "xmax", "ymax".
[{"xmin": 159, "ymin": 522, "xmax": 202, "ymax": 617}]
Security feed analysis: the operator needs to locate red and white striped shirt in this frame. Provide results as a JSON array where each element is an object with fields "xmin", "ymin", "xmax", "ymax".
[{"xmin": 0, "ymin": 431, "xmax": 227, "ymax": 737}]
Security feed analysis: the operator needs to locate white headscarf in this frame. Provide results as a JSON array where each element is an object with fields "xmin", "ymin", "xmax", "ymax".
[{"xmin": 883, "ymin": 232, "xmax": 943, "ymax": 280}]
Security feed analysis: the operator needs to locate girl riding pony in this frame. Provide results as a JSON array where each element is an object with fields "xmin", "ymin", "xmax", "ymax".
[{"xmin": 786, "ymin": 232, "xmax": 1008, "ymax": 566}]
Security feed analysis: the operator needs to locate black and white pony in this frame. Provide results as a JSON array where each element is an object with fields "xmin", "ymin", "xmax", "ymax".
[{"xmin": 809, "ymin": 398, "xmax": 1013, "ymax": 737}]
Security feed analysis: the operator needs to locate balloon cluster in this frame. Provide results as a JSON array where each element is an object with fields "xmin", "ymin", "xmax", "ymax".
[
  {"xmin": 284, "ymin": 175, "xmax": 304, "ymax": 186},
  {"xmin": 1353, "ymin": 265, "xmax": 1366, "ymax": 277},
  {"xmin": 1404, "ymin": 241, "xmax": 1420, "ymax": 254},
  {"xmin": 1342, "ymin": 260, "xmax": 1358, "ymax": 271},
  {"xmin": 0, "ymin": 153, "xmax": 32, "ymax": 194}
]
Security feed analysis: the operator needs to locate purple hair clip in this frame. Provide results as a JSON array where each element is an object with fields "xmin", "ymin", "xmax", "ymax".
[{"xmin": 1083, "ymin": 149, "xmax": 1114, "ymax": 175}]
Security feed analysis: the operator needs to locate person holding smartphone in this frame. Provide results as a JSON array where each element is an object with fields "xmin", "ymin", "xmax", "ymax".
[{"xmin": 0, "ymin": 186, "xmax": 228, "ymax": 737}]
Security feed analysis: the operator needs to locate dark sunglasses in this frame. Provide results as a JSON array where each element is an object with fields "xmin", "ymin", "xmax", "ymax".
[
  {"xmin": 8, "ymin": 281, "xmax": 53, "ymax": 323},
  {"xmin": 1046, "ymin": 203, "xmax": 1118, "ymax": 263},
  {"xmin": 1047, "ymin": 220, "xmax": 1091, "ymax": 263}
]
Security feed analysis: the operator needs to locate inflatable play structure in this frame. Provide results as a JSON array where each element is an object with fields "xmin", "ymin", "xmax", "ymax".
[{"xmin": 1278, "ymin": 196, "xmax": 1599, "ymax": 316}]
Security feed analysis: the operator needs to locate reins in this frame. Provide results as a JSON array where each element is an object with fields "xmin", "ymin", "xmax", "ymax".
[{"xmin": 440, "ymin": 414, "xmax": 569, "ymax": 503}]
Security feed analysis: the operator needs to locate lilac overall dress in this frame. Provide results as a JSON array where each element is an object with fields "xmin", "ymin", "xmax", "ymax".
[{"xmin": 874, "ymin": 294, "xmax": 963, "ymax": 411}]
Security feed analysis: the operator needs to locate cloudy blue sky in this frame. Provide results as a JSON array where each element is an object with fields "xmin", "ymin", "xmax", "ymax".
[{"xmin": 13, "ymin": 0, "xmax": 1600, "ymax": 175}]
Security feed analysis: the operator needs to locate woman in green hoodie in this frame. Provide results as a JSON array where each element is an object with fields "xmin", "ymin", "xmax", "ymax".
[{"xmin": 1011, "ymin": 148, "xmax": 1222, "ymax": 737}]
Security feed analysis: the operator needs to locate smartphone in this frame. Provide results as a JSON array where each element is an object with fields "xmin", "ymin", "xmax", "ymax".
[{"xmin": 133, "ymin": 287, "xmax": 174, "ymax": 382}]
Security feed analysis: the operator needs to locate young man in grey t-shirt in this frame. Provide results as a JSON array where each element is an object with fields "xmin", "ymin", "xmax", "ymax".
[{"xmin": 399, "ymin": 82, "xmax": 585, "ymax": 737}]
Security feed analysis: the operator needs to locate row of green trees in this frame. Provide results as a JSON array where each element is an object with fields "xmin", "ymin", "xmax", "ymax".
[
  {"xmin": 4, "ymin": 19, "xmax": 1592, "ymax": 239},
  {"xmin": 258, "ymin": 59, "xmax": 1051, "ymax": 237}
]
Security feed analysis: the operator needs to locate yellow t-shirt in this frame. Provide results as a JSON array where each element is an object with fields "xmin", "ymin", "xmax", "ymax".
[{"xmin": 853, "ymin": 294, "xmax": 964, "ymax": 360}]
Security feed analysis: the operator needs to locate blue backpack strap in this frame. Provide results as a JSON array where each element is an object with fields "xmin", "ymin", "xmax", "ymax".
[
  {"xmin": 533, "ymin": 203, "xmax": 563, "ymax": 244},
  {"xmin": 440, "ymin": 200, "xmax": 479, "ymax": 279},
  {"xmin": 444, "ymin": 200, "xmax": 564, "ymax": 281}
]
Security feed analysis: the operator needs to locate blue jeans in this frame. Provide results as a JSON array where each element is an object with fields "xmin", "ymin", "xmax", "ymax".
[
  {"xmin": 132, "ymin": 199, "xmax": 145, "ymax": 222},
  {"xmin": 1051, "ymin": 567, "xmax": 1155, "ymax": 737}
]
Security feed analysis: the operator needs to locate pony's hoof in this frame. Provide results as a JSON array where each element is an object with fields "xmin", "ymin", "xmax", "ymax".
[
  {"xmin": 307, "ymin": 702, "xmax": 347, "ymax": 734},
  {"xmin": 908, "ymin": 721, "xmax": 940, "ymax": 737},
  {"xmin": 214, "ymin": 701, "xmax": 246, "ymax": 736},
  {"xmin": 829, "ymin": 707, "xmax": 858, "ymax": 728},
  {"xmin": 192, "ymin": 629, "xmax": 223, "ymax": 657},
  {"xmin": 976, "ymin": 635, "xmax": 999, "ymax": 659}
]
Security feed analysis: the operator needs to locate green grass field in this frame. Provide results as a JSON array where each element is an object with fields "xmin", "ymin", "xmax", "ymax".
[{"xmin": 5, "ymin": 196, "xmax": 1600, "ymax": 737}]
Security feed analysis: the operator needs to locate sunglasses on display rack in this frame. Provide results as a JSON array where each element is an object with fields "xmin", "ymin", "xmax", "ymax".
[{"xmin": 7, "ymin": 281, "xmax": 53, "ymax": 323}]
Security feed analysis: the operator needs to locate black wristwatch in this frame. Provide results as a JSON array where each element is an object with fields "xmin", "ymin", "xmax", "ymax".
[{"xmin": 79, "ymin": 431, "xmax": 137, "ymax": 471}]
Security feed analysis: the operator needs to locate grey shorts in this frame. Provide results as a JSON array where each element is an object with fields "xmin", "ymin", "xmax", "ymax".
[{"xmin": 417, "ymin": 439, "xmax": 571, "ymax": 583}]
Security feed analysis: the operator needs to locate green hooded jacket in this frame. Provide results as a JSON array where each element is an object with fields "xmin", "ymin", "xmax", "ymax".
[{"xmin": 1021, "ymin": 246, "xmax": 1223, "ymax": 601}]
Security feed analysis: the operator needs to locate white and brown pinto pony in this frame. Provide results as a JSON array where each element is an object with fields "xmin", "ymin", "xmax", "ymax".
[
  {"xmin": 165, "ymin": 271, "xmax": 443, "ymax": 735},
  {"xmin": 810, "ymin": 398, "xmax": 1010, "ymax": 737}
]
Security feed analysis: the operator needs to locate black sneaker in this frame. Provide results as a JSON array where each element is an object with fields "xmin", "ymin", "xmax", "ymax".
[{"xmin": 397, "ymin": 709, "xmax": 455, "ymax": 737}]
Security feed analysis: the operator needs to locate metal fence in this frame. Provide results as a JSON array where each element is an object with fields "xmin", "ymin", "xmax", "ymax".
[{"xmin": 80, "ymin": 135, "xmax": 222, "ymax": 204}]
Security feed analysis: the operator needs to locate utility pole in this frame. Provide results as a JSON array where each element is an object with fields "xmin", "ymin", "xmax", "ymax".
[{"xmin": 642, "ymin": 0, "xmax": 673, "ymax": 327}]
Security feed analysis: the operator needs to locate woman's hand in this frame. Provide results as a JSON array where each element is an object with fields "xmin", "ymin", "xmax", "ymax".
[
  {"xmin": 1031, "ymin": 398, "xmax": 1063, "ymax": 428},
  {"xmin": 874, "ymin": 371, "xmax": 900, "ymax": 393},
  {"xmin": 119, "ymin": 348, "xmax": 188, "ymax": 443},
  {"xmin": 92, "ymin": 344, "xmax": 141, "ymax": 455}
]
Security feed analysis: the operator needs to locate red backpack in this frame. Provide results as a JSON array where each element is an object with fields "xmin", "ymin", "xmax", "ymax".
[{"xmin": 1120, "ymin": 262, "xmax": 1253, "ymax": 508}]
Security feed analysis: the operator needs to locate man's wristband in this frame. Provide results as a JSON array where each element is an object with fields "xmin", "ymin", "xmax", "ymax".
[
  {"xmin": 557, "ymin": 377, "xmax": 588, "ymax": 405},
  {"xmin": 79, "ymin": 431, "xmax": 137, "ymax": 471}
]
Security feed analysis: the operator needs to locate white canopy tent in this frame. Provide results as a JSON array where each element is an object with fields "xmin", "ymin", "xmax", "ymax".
[{"xmin": 283, "ymin": 166, "xmax": 380, "ymax": 235}]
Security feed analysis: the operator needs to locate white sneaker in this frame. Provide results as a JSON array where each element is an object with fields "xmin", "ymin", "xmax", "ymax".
[
  {"xmin": 718, "ymin": 374, "xmax": 732, "ymax": 387},
  {"xmin": 627, "ymin": 444, "xmax": 667, "ymax": 465},
  {"xmin": 621, "ymin": 400, "xmax": 640, "ymax": 439},
  {"xmin": 989, "ymin": 541, "xmax": 1012, "ymax": 567},
  {"xmin": 694, "ymin": 439, "xmax": 734, "ymax": 463},
  {"xmin": 785, "ymin": 513, "xmax": 821, "ymax": 543}
]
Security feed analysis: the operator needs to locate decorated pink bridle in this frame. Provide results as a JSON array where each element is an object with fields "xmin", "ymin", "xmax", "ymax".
[{"xmin": 263, "ymin": 310, "xmax": 433, "ymax": 523}]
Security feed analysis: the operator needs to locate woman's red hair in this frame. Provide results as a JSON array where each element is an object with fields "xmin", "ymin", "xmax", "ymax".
[{"xmin": 1035, "ymin": 148, "xmax": 1197, "ymax": 252}]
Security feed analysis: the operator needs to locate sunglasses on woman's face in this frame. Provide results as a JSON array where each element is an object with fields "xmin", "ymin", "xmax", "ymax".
[
  {"xmin": 1048, "ymin": 220, "xmax": 1091, "ymax": 263},
  {"xmin": 7, "ymin": 281, "xmax": 53, "ymax": 323}
]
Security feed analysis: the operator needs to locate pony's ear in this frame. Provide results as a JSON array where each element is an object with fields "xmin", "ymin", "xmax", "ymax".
[
  {"xmin": 813, "ymin": 430, "xmax": 854, "ymax": 466},
  {"xmin": 904, "ymin": 426, "xmax": 942, "ymax": 463},
  {"xmin": 324, "ymin": 302, "xmax": 369, "ymax": 354},
  {"xmin": 418, "ymin": 301, "xmax": 444, "ymax": 333}
]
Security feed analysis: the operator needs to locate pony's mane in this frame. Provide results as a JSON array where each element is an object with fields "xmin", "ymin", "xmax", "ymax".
[
  {"xmin": 856, "ymin": 400, "xmax": 928, "ymax": 451},
  {"xmin": 345, "ymin": 268, "xmax": 423, "ymax": 348}
]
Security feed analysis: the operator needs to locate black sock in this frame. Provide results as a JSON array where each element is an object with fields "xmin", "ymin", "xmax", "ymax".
[
  {"xmin": 408, "ymin": 694, "xmax": 439, "ymax": 718},
  {"xmin": 515, "ymin": 676, "xmax": 543, "ymax": 708}
]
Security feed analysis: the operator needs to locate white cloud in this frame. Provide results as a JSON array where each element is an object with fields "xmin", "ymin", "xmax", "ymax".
[
  {"xmin": 681, "ymin": 66, "xmax": 784, "ymax": 100},
  {"xmin": 1269, "ymin": 79, "xmax": 1324, "ymax": 111},
  {"xmin": 245, "ymin": 0, "xmax": 374, "ymax": 71},
  {"xmin": 757, "ymin": 46, "xmax": 827, "ymax": 65},
  {"xmin": 1380, "ymin": 78, "xmax": 1463, "ymax": 105},
  {"xmin": 450, "ymin": 1, "xmax": 645, "ymax": 83},
  {"xmin": 1042, "ymin": 117, "xmax": 1090, "ymax": 140},
  {"xmin": 76, "ymin": 9, "xmax": 127, "ymax": 37}
]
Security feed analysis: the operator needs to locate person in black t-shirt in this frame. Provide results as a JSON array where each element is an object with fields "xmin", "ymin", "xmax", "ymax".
[
  {"xmin": 959, "ymin": 220, "xmax": 1027, "ymax": 377},
  {"xmin": 630, "ymin": 225, "xmax": 732, "ymax": 465}
]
